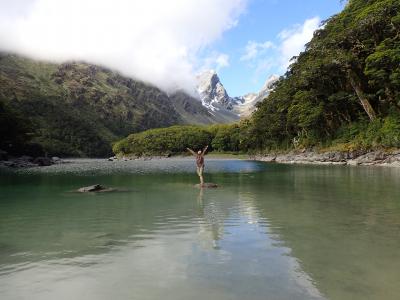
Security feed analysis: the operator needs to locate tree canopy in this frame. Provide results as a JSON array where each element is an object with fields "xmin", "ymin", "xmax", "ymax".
[{"xmin": 249, "ymin": 0, "xmax": 400, "ymax": 150}]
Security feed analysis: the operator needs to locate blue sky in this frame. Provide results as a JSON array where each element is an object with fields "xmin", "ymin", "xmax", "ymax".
[
  {"xmin": 209, "ymin": 0, "xmax": 345, "ymax": 96},
  {"xmin": 0, "ymin": 0, "xmax": 345, "ymax": 95}
]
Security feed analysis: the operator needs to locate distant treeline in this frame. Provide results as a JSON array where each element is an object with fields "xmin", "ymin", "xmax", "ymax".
[{"xmin": 112, "ymin": 124, "xmax": 249, "ymax": 156}]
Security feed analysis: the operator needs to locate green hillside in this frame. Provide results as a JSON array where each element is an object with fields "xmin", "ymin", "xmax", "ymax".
[{"xmin": 0, "ymin": 54, "xmax": 219, "ymax": 157}]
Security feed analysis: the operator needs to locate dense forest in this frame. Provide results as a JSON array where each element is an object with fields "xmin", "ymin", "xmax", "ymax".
[
  {"xmin": 114, "ymin": 0, "xmax": 400, "ymax": 157},
  {"xmin": 112, "ymin": 124, "xmax": 243, "ymax": 156},
  {"xmin": 250, "ymin": 0, "xmax": 400, "ymax": 151}
]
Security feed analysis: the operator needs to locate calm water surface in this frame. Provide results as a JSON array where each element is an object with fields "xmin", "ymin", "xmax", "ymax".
[{"xmin": 0, "ymin": 158, "xmax": 399, "ymax": 300}]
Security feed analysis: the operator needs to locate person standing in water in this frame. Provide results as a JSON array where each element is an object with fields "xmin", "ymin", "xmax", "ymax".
[{"xmin": 187, "ymin": 145, "xmax": 208, "ymax": 186}]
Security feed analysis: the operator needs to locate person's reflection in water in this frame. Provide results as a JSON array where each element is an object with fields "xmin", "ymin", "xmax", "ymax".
[{"xmin": 197, "ymin": 188, "xmax": 223, "ymax": 250}]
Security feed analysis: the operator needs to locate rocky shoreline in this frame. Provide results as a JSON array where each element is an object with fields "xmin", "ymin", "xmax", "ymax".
[
  {"xmin": 251, "ymin": 150, "xmax": 400, "ymax": 167},
  {"xmin": 3, "ymin": 150, "xmax": 400, "ymax": 169},
  {"xmin": 0, "ymin": 150, "xmax": 64, "ymax": 168}
]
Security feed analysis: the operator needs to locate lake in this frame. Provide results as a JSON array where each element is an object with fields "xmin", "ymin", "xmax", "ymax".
[{"xmin": 0, "ymin": 158, "xmax": 399, "ymax": 300}]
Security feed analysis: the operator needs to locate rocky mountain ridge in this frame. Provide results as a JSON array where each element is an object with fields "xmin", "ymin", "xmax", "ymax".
[{"xmin": 196, "ymin": 70, "xmax": 279, "ymax": 118}]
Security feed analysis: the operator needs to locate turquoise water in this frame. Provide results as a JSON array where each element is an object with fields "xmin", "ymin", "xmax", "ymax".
[{"xmin": 0, "ymin": 158, "xmax": 400, "ymax": 300}]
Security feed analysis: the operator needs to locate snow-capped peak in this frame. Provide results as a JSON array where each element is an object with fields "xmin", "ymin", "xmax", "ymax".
[
  {"xmin": 195, "ymin": 70, "xmax": 279, "ymax": 118},
  {"xmin": 196, "ymin": 69, "xmax": 232, "ymax": 111}
]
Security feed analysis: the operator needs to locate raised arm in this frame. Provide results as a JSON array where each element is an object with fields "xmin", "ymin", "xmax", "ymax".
[
  {"xmin": 201, "ymin": 145, "xmax": 209, "ymax": 156},
  {"xmin": 186, "ymin": 148, "xmax": 196, "ymax": 156}
]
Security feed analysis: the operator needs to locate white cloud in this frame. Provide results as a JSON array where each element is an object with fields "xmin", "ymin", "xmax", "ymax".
[
  {"xmin": 240, "ymin": 17, "xmax": 321, "ymax": 84},
  {"xmin": 240, "ymin": 40, "xmax": 274, "ymax": 61},
  {"xmin": 201, "ymin": 52, "xmax": 230, "ymax": 73},
  {"xmin": 215, "ymin": 53, "xmax": 230, "ymax": 70},
  {"xmin": 0, "ymin": 0, "xmax": 247, "ymax": 93},
  {"xmin": 278, "ymin": 17, "xmax": 321, "ymax": 69},
  {"xmin": 255, "ymin": 58, "xmax": 275, "ymax": 77}
]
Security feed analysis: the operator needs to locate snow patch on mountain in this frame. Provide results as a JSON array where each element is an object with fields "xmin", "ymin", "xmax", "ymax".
[
  {"xmin": 196, "ymin": 70, "xmax": 232, "ymax": 112},
  {"xmin": 196, "ymin": 70, "xmax": 279, "ymax": 118},
  {"xmin": 233, "ymin": 74, "xmax": 279, "ymax": 117}
]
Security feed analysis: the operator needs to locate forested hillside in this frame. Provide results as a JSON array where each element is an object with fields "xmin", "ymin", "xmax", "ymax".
[
  {"xmin": 250, "ymin": 0, "xmax": 400, "ymax": 151},
  {"xmin": 0, "ymin": 54, "xmax": 219, "ymax": 157}
]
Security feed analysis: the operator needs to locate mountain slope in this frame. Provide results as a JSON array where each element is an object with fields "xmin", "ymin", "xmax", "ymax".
[
  {"xmin": 0, "ymin": 54, "xmax": 225, "ymax": 157},
  {"xmin": 169, "ymin": 91, "xmax": 238, "ymax": 124},
  {"xmin": 232, "ymin": 75, "xmax": 279, "ymax": 117}
]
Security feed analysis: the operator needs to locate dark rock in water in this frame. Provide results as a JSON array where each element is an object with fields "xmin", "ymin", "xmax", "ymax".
[
  {"xmin": 78, "ymin": 184, "xmax": 105, "ymax": 192},
  {"xmin": 77, "ymin": 184, "xmax": 116, "ymax": 193},
  {"xmin": 1, "ymin": 161, "xmax": 16, "ymax": 168},
  {"xmin": 0, "ymin": 155, "xmax": 62, "ymax": 168},
  {"xmin": 195, "ymin": 183, "xmax": 219, "ymax": 188},
  {"xmin": 5, "ymin": 156, "xmax": 37, "ymax": 168},
  {"xmin": 33, "ymin": 157, "xmax": 53, "ymax": 166},
  {"xmin": 19, "ymin": 155, "xmax": 34, "ymax": 162}
]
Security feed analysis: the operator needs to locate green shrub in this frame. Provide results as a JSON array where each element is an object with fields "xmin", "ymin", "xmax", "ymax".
[
  {"xmin": 113, "ymin": 125, "xmax": 213, "ymax": 156},
  {"xmin": 329, "ymin": 113, "xmax": 400, "ymax": 150},
  {"xmin": 211, "ymin": 124, "xmax": 241, "ymax": 152}
]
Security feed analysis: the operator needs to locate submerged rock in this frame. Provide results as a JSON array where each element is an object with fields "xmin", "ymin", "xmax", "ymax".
[
  {"xmin": 77, "ymin": 184, "xmax": 116, "ymax": 193},
  {"xmin": 78, "ymin": 184, "xmax": 105, "ymax": 192}
]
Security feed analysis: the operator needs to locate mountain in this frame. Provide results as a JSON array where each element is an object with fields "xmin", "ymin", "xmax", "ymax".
[
  {"xmin": 196, "ymin": 70, "xmax": 233, "ymax": 110},
  {"xmin": 0, "ymin": 52, "xmax": 278, "ymax": 158},
  {"xmin": 0, "ymin": 54, "xmax": 231, "ymax": 157},
  {"xmin": 196, "ymin": 70, "xmax": 278, "ymax": 118},
  {"xmin": 169, "ymin": 90, "xmax": 238, "ymax": 124},
  {"xmin": 232, "ymin": 75, "xmax": 279, "ymax": 117}
]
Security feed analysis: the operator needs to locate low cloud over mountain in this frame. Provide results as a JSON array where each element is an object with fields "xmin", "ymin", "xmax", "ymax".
[{"xmin": 0, "ymin": 0, "xmax": 247, "ymax": 93}]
